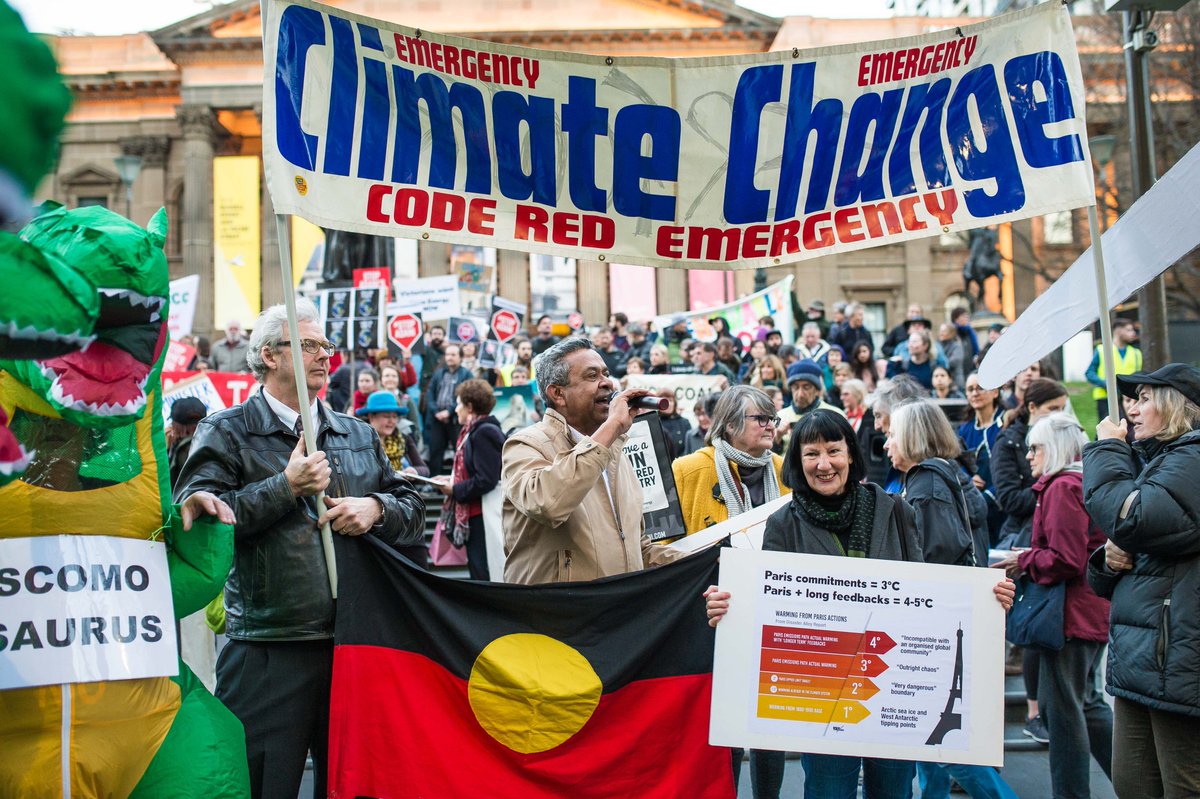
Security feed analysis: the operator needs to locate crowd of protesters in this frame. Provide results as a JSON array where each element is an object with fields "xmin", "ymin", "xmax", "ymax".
[{"xmin": 166, "ymin": 289, "xmax": 1200, "ymax": 799}]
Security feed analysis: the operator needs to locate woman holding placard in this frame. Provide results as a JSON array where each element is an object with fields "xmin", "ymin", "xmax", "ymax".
[{"xmin": 706, "ymin": 410, "xmax": 1015, "ymax": 799}]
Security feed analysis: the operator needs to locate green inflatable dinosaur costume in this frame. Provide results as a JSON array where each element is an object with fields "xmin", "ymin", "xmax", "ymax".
[{"xmin": 0, "ymin": 4, "xmax": 249, "ymax": 796}]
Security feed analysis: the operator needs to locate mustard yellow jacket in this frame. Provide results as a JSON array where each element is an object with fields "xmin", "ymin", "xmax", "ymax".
[{"xmin": 672, "ymin": 446, "xmax": 789, "ymax": 534}]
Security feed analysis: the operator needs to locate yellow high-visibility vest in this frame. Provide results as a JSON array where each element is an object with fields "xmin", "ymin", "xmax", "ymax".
[{"xmin": 1093, "ymin": 344, "xmax": 1143, "ymax": 399}]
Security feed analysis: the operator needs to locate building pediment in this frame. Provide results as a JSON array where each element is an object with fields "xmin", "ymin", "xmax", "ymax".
[
  {"xmin": 60, "ymin": 165, "xmax": 120, "ymax": 187},
  {"xmin": 151, "ymin": 0, "xmax": 777, "ymax": 53}
]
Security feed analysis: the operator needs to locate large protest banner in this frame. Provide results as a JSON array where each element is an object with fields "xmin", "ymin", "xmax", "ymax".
[
  {"xmin": 262, "ymin": 0, "xmax": 1092, "ymax": 271},
  {"xmin": 711, "ymin": 548, "xmax": 1005, "ymax": 767},
  {"xmin": 657, "ymin": 276, "xmax": 795, "ymax": 346}
]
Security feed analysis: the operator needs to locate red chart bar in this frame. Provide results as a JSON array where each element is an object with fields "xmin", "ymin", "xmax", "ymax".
[{"xmin": 761, "ymin": 626, "xmax": 863, "ymax": 656}]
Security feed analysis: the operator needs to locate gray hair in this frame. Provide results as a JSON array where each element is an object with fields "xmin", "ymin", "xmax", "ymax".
[
  {"xmin": 1027, "ymin": 412, "xmax": 1087, "ymax": 476},
  {"xmin": 888, "ymin": 399, "xmax": 961, "ymax": 464},
  {"xmin": 802, "ymin": 321, "xmax": 821, "ymax": 335},
  {"xmin": 872, "ymin": 374, "xmax": 926, "ymax": 416},
  {"xmin": 247, "ymin": 297, "xmax": 320, "ymax": 382},
  {"xmin": 534, "ymin": 336, "xmax": 595, "ymax": 408},
  {"xmin": 846, "ymin": 302, "xmax": 865, "ymax": 317},
  {"xmin": 706, "ymin": 385, "xmax": 776, "ymax": 446}
]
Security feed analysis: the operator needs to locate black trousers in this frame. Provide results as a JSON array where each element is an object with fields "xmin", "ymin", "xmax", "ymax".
[
  {"xmin": 731, "ymin": 748, "xmax": 786, "ymax": 799},
  {"xmin": 466, "ymin": 513, "xmax": 490, "ymax": 581},
  {"xmin": 215, "ymin": 638, "xmax": 334, "ymax": 799},
  {"xmin": 426, "ymin": 418, "xmax": 458, "ymax": 477}
]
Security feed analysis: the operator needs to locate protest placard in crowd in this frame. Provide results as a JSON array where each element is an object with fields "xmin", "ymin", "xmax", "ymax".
[
  {"xmin": 621, "ymin": 413, "xmax": 686, "ymax": 543},
  {"xmin": 711, "ymin": 548, "xmax": 1005, "ymax": 767},
  {"xmin": 262, "ymin": 0, "xmax": 1093, "ymax": 271},
  {"xmin": 626, "ymin": 374, "xmax": 725, "ymax": 423},
  {"xmin": 656, "ymin": 276, "xmax": 795, "ymax": 347},
  {"xmin": 0, "ymin": 535, "xmax": 177, "ymax": 690}
]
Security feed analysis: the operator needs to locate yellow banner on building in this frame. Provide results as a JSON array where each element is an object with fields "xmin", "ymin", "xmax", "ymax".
[{"xmin": 213, "ymin": 156, "xmax": 261, "ymax": 327}]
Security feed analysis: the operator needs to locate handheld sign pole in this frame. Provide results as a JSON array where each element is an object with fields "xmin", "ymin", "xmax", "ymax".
[
  {"xmin": 1086, "ymin": 202, "xmax": 1121, "ymax": 423},
  {"xmin": 274, "ymin": 213, "xmax": 339, "ymax": 598}
]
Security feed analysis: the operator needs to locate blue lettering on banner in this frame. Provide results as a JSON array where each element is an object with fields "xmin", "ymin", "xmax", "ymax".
[{"xmin": 271, "ymin": 5, "xmax": 1084, "ymax": 236}]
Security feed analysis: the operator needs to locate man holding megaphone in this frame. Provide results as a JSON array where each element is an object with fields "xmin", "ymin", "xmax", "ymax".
[{"xmin": 501, "ymin": 336, "xmax": 682, "ymax": 584}]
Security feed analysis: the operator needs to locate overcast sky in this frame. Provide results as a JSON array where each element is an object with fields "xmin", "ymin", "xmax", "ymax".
[{"xmin": 10, "ymin": 0, "xmax": 895, "ymax": 35}]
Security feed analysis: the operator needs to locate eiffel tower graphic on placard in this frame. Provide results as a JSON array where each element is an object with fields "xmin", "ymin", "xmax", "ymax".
[{"xmin": 925, "ymin": 627, "xmax": 964, "ymax": 745}]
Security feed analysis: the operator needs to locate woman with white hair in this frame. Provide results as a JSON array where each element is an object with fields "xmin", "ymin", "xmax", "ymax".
[
  {"xmin": 673, "ymin": 384, "xmax": 789, "ymax": 798},
  {"xmin": 995, "ymin": 413, "xmax": 1112, "ymax": 799},
  {"xmin": 1085, "ymin": 365, "xmax": 1200, "ymax": 796}
]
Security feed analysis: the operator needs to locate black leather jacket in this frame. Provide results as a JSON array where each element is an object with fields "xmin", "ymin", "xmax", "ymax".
[{"xmin": 174, "ymin": 391, "xmax": 425, "ymax": 641}]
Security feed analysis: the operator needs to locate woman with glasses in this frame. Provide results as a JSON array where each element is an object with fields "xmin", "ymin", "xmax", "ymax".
[{"xmin": 672, "ymin": 385, "xmax": 789, "ymax": 799}]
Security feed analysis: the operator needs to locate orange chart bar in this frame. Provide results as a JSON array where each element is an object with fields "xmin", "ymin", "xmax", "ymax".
[
  {"xmin": 760, "ymin": 648, "xmax": 854, "ymax": 677},
  {"xmin": 759, "ymin": 673, "xmax": 881, "ymax": 701}
]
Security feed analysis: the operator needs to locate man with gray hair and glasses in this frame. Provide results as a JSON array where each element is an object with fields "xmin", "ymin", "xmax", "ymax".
[
  {"xmin": 502, "ymin": 336, "xmax": 682, "ymax": 584},
  {"xmin": 174, "ymin": 297, "xmax": 426, "ymax": 799}
]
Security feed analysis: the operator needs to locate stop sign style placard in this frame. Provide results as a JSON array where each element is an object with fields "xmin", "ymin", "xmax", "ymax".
[
  {"xmin": 491, "ymin": 309, "xmax": 520, "ymax": 344},
  {"xmin": 567, "ymin": 311, "xmax": 584, "ymax": 331},
  {"xmin": 387, "ymin": 312, "xmax": 423, "ymax": 351}
]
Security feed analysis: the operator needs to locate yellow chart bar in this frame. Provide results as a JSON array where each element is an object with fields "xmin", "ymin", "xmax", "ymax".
[{"xmin": 757, "ymin": 696, "xmax": 871, "ymax": 725}]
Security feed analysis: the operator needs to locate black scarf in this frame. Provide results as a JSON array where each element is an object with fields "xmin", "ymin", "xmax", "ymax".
[{"xmin": 791, "ymin": 483, "xmax": 877, "ymax": 558}]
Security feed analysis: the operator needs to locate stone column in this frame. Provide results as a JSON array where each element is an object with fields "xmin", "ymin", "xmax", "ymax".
[
  {"xmin": 656, "ymin": 268, "xmax": 687, "ymax": 315},
  {"xmin": 177, "ymin": 104, "xmax": 217, "ymax": 336},
  {"xmin": 119, "ymin": 135, "xmax": 170, "ymax": 230},
  {"xmin": 496, "ymin": 249, "xmax": 530, "ymax": 310},
  {"xmin": 253, "ymin": 103, "xmax": 283, "ymax": 312},
  {"xmin": 576, "ymin": 260, "xmax": 609, "ymax": 324}
]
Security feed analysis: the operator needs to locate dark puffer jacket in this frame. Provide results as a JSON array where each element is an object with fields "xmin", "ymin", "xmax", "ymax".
[
  {"xmin": 991, "ymin": 419, "xmax": 1036, "ymax": 547},
  {"xmin": 1084, "ymin": 429, "xmax": 1200, "ymax": 717},
  {"xmin": 903, "ymin": 457, "xmax": 989, "ymax": 567}
]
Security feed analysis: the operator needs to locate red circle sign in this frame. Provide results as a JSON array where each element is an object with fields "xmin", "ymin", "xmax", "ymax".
[
  {"xmin": 567, "ymin": 311, "xmax": 584, "ymax": 330},
  {"xmin": 456, "ymin": 321, "xmax": 478, "ymax": 342},
  {"xmin": 491, "ymin": 309, "xmax": 521, "ymax": 344},
  {"xmin": 387, "ymin": 313, "xmax": 423, "ymax": 350}
]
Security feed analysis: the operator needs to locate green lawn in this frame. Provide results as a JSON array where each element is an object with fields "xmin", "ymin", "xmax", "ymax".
[{"xmin": 1067, "ymin": 381, "xmax": 1099, "ymax": 440}]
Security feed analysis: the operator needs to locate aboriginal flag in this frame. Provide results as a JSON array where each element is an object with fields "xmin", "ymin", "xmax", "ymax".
[{"xmin": 328, "ymin": 535, "xmax": 733, "ymax": 799}]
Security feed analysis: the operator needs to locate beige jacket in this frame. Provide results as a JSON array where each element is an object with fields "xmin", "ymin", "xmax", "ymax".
[{"xmin": 502, "ymin": 409, "xmax": 679, "ymax": 584}]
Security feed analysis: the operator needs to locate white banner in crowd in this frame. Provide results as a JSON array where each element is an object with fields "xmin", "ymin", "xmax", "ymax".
[
  {"xmin": 168, "ymin": 274, "xmax": 200, "ymax": 338},
  {"xmin": 0, "ymin": 535, "xmax": 178, "ymax": 690},
  {"xmin": 262, "ymin": 0, "xmax": 1093, "ymax": 271},
  {"xmin": 979, "ymin": 139, "xmax": 1200, "ymax": 390},
  {"xmin": 626, "ymin": 374, "xmax": 725, "ymax": 424},
  {"xmin": 656, "ymin": 277, "xmax": 795, "ymax": 346},
  {"xmin": 390, "ymin": 274, "xmax": 461, "ymax": 320}
]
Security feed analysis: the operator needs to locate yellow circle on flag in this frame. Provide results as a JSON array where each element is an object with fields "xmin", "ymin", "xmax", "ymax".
[{"xmin": 467, "ymin": 633, "xmax": 603, "ymax": 754}]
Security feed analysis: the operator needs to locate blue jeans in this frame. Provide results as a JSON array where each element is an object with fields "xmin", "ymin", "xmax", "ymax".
[
  {"xmin": 801, "ymin": 754, "xmax": 914, "ymax": 799},
  {"xmin": 916, "ymin": 762, "xmax": 1018, "ymax": 799}
]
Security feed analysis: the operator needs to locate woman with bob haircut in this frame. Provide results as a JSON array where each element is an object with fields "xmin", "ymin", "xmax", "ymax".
[
  {"xmin": 885, "ymin": 400, "xmax": 1017, "ymax": 799},
  {"xmin": 706, "ymin": 409, "xmax": 1015, "ymax": 799},
  {"xmin": 1085, "ymin": 364, "xmax": 1200, "ymax": 797},
  {"xmin": 994, "ymin": 413, "xmax": 1112, "ymax": 799}
]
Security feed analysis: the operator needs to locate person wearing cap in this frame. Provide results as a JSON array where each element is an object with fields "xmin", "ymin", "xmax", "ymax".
[
  {"xmin": 805, "ymin": 299, "xmax": 831, "ymax": 339},
  {"xmin": 778, "ymin": 359, "xmax": 845, "ymax": 435},
  {"xmin": 1085, "ymin": 318, "xmax": 1142, "ymax": 423},
  {"xmin": 1084, "ymin": 364, "xmax": 1200, "ymax": 797},
  {"xmin": 167, "ymin": 396, "xmax": 207, "ymax": 486},
  {"xmin": 882, "ymin": 303, "xmax": 925, "ymax": 358}
]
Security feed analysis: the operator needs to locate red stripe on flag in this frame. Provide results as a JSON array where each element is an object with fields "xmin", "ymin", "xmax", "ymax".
[{"xmin": 328, "ymin": 644, "xmax": 735, "ymax": 799}]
